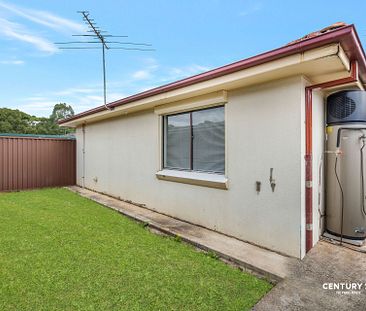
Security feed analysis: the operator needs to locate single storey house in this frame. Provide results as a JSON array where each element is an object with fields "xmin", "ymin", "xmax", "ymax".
[{"xmin": 60, "ymin": 23, "xmax": 366, "ymax": 258}]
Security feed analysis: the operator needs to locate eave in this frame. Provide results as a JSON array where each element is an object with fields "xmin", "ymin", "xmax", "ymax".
[{"xmin": 60, "ymin": 24, "xmax": 366, "ymax": 127}]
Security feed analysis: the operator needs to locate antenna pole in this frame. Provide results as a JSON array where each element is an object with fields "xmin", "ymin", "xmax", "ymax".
[
  {"xmin": 102, "ymin": 44, "xmax": 107, "ymax": 110},
  {"xmin": 79, "ymin": 10, "xmax": 112, "ymax": 110},
  {"xmin": 55, "ymin": 11, "xmax": 154, "ymax": 112}
]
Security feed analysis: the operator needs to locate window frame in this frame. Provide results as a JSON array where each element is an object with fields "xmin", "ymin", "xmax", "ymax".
[{"xmin": 162, "ymin": 105, "xmax": 225, "ymax": 175}]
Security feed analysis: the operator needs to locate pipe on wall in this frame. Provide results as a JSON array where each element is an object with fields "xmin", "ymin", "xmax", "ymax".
[
  {"xmin": 82, "ymin": 123, "xmax": 86, "ymax": 188},
  {"xmin": 305, "ymin": 60, "xmax": 358, "ymax": 253}
]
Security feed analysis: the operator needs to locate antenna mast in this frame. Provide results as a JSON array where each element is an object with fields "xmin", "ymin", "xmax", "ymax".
[
  {"xmin": 56, "ymin": 11, "xmax": 154, "ymax": 111},
  {"xmin": 81, "ymin": 11, "xmax": 109, "ymax": 110}
]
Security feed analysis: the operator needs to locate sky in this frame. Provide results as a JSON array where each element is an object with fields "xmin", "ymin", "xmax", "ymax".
[{"xmin": 1, "ymin": 0, "xmax": 366, "ymax": 117}]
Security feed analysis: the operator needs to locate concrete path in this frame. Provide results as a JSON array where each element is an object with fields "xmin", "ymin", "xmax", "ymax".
[
  {"xmin": 253, "ymin": 240, "xmax": 366, "ymax": 311},
  {"xmin": 67, "ymin": 186, "xmax": 297, "ymax": 282}
]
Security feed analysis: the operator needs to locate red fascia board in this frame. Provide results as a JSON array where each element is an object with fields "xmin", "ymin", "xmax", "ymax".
[{"xmin": 60, "ymin": 24, "xmax": 365, "ymax": 125}]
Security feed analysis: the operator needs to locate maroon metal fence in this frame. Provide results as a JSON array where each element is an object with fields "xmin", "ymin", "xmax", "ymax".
[{"xmin": 0, "ymin": 134, "xmax": 76, "ymax": 191}]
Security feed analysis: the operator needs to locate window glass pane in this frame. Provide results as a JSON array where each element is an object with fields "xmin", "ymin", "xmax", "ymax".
[
  {"xmin": 192, "ymin": 107, "xmax": 225, "ymax": 173},
  {"xmin": 164, "ymin": 113, "xmax": 191, "ymax": 170}
]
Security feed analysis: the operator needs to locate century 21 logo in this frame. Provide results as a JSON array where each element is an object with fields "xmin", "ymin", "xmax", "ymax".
[{"xmin": 322, "ymin": 283, "xmax": 366, "ymax": 291}]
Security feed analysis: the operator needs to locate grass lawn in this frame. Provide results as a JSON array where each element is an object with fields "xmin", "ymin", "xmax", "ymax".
[{"xmin": 0, "ymin": 188, "xmax": 272, "ymax": 310}]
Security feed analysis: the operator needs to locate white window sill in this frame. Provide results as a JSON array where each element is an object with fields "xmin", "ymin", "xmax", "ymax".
[{"xmin": 156, "ymin": 169, "xmax": 228, "ymax": 190}]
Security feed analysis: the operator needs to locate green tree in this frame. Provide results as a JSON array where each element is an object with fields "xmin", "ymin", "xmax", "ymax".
[
  {"xmin": 50, "ymin": 103, "xmax": 74, "ymax": 122},
  {"xmin": 0, "ymin": 103, "xmax": 75, "ymax": 135},
  {"xmin": 0, "ymin": 108, "xmax": 36, "ymax": 134}
]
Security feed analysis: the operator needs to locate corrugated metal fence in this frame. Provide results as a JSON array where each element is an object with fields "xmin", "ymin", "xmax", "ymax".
[{"xmin": 0, "ymin": 134, "xmax": 76, "ymax": 191}]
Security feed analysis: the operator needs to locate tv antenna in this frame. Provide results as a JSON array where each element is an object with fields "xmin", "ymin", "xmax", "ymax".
[{"xmin": 55, "ymin": 11, "xmax": 155, "ymax": 111}]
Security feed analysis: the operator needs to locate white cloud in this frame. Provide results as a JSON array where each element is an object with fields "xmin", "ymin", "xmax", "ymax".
[
  {"xmin": 167, "ymin": 64, "xmax": 210, "ymax": 80},
  {"xmin": 18, "ymin": 101, "xmax": 58, "ymax": 115},
  {"xmin": 0, "ymin": 18, "xmax": 58, "ymax": 53},
  {"xmin": 0, "ymin": 1, "xmax": 86, "ymax": 54},
  {"xmin": 131, "ymin": 58, "xmax": 159, "ymax": 80},
  {"xmin": 239, "ymin": 2, "xmax": 263, "ymax": 16},
  {"xmin": 132, "ymin": 69, "xmax": 152, "ymax": 80},
  {"xmin": 143, "ymin": 57, "xmax": 159, "ymax": 67},
  {"xmin": 22, "ymin": 96, "xmax": 48, "ymax": 101},
  {"xmin": 131, "ymin": 60, "xmax": 210, "ymax": 86},
  {"xmin": 136, "ymin": 85, "xmax": 160, "ymax": 93},
  {"xmin": 0, "ymin": 59, "xmax": 24, "ymax": 65},
  {"xmin": 65, "ymin": 92, "xmax": 128, "ymax": 112},
  {"xmin": 0, "ymin": 1, "xmax": 85, "ymax": 33},
  {"xmin": 19, "ymin": 84, "xmax": 129, "ymax": 116},
  {"xmin": 108, "ymin": 92, "xmax": 128, "ymax": 102},
  {"xmin": 13, "ymin": 60, "xmax": 212, "ymax": 116},
  {"xmin": 53, "ymin": 87, "xmax": 98, "ymax": 96},
  {"xmin": 84, "ymin": 95, "xmax": 104, "ymax": 102}
]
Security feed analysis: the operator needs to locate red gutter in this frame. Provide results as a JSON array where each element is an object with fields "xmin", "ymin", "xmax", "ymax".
[
  {"xmin": 60, "ymin": 24, "xmax": 364, "ymax": 125},
  {"xmin": 305, "ymin": 61, "xmax": 358, "ymax": 253}
]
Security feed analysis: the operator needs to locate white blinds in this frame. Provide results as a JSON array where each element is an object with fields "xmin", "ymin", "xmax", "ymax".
[
  {"xmin": 192, "ymin": 107, "xmax": 225, "ymax": 173},
  {"xmin": 164, "ymin": 113, "xmax": 191, "ymax": 169},
  {"xmin": 164, "ymin": 106, "xmax": 225, "ymax": 174}
]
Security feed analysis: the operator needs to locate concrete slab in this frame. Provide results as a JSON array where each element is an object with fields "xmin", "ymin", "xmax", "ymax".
[
  {"xmin": 253, "ymin": 240, "xmax": 366, "ymax": 311},
  {"xmin": 67, "ymin": 186, "xmax": 297, "ymax": 282},
  {"xmin": 323, "ymin": 231, "xmax": 366, "ymax": 248}
]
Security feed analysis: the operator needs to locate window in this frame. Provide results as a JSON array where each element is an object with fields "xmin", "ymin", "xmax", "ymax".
[{"xmin": 163, "ymin": 106, "xmax": 225, "ymax": 174}]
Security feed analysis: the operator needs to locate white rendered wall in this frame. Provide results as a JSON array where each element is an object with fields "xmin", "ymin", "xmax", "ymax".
[{"xmin": 75, "ymin": 76, "xmax": 305, "ymax": 257}]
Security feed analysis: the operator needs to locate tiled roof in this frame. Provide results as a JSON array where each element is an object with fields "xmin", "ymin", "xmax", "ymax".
[{"xmin": 287, "ymin": 22, "xmax": 347, "ymax": 45}]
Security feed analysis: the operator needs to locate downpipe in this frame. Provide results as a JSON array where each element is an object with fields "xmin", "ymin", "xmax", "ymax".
[{"xmin": 82, "ymin": 123, "xmax": 86, "ymax": 188}]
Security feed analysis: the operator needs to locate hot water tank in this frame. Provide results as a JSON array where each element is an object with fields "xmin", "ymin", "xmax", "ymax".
[{"xmin": 326, "ymin": 90, "xmax": 366, "ymax": 240}]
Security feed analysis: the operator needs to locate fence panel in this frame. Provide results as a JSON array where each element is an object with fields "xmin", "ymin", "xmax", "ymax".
[{"xmin": 0, "ymin": 135, "xmax": 76, "ymax": 191}]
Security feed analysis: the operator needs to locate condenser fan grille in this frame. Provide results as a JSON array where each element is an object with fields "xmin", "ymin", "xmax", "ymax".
[{"xmin": 328, "ymin": 96, "xmax": 356, "ymax": 119}]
